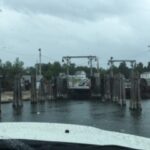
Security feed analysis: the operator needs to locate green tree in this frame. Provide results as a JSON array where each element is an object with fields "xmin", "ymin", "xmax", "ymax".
[
  {"xmin": 42, "ymin": 63, "xmax": 53, "ymax": 79},
  {"xmin": 0, "ymin": 59, "xmax": 3, "ymax": 75},
  {"xmin": 69, "ymin": 63, "xmax": 76, "ymax": 75},
  {"xmin": 135, "ymin": 62, "xmax": 144, "ymax": 74},
  {"xmin": 118, "ymin": 62, "xmax": 130, "ymax": 78},
  {"xmin": 146, "ymin": 62, "xmax": 150, "ymax": 71},
  {"xmin": 75, "ymin": 66, "xmax": 90, "ymax": 75},
  {"xmin": 12, "ymin": 57, "xmax": 24, "ymax": 75},
  {"xmin": 25, "ymin": 66, "xmax": 36, "ymax": 75},
  {"xmin": 111, "ymin": 65, "xmax": 119, "ymax": 75},
  {"xmin": 52, "ymin": 61, "xmax": 62, "ymax": 76},
  {"xmin": 3, "ymin": 61, "xmax": 13, "ymax": 76}
]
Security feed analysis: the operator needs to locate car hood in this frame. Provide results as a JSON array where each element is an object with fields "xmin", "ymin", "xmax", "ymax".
[{"xmin": 0, "ymin": 123, "xmax": 149, "ymax": 150}]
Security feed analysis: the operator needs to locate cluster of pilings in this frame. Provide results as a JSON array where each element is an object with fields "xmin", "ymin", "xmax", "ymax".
[
  {"xmin": 56, "ymin": 75, "xmax": 68, "ymax": 99},
  {"xmin": 0, "ymin": 70, "xmax": 142, "ymax": 113},
  {"xmin": 100, "ymin": 71, "xmax": 141, "ymax": 110},
  {"xmin": 11, "ymin": 75, "xmax": 52, "ymax": 109},
  {"xmin": 112, "ymin": 74, "xmax": 126, "ymax": 106},
  {"xmin": 101, "ymin": 74, "xmax": 126, "ymax": 105},
  {"xmin": 105, "ymin": 57, "xmax": 142, "ymax": 111},
  {"xmin": 30, "ymin": 75, "xmax": 52, "ymax": 103}
]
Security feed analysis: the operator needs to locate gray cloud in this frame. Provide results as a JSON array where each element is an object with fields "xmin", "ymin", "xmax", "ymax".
[
  {"xmin": 0, "ymin": 0, "xmax": 150, "ymax": 67},
  {"xmin": 1, "ymin": 0, "xmax": 138, "ymax": 21}
]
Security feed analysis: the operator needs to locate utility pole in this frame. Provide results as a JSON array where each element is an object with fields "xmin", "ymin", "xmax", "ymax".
[
  {"xmin": 39, "ymin": 48, "xmax": 42, "ymax": 76},
  {"xmin": 36, "ymin": 59, "xmax": 38, "ymax": 77}
]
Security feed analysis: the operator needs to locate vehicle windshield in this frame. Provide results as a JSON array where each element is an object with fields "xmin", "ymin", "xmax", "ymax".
[{"xmin": 0, "ymin": 0, "xmax": 150, "ymax": 149}]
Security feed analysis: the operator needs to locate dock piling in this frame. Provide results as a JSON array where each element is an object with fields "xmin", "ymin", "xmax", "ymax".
[
  {"xmin": 130, "ymin": 72, "xmax": 142, "ymax": 111},
  {"xmin": 104, "ymin": 75, "xmax": 111, "ymax": 100},
  {"xmin": 13, "ymin": 75, "xmax": 23, "ymax": 108},
  {"xmin": 112, "ymin": 74, "xmax": 126, "ymax": 106},
  {"xmin": 0, "ymin": 78, "xmax": 1, "ymax": 113},
  {"xmin": 37, "ymin": 78, "xmax": 46, "ymax": 102},
  {"xmin": 31, "ymin": 75, "xmax": 37, "ymax": 104}
]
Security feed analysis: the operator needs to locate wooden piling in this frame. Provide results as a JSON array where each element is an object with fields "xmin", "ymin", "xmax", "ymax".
[
  {"xmin": 112, "ymin": 75, "xmax": 117, "ymax": 102},
  {"xmin": 110, "ymin": 76, "xmax": 114, "ymax": 101},
  {"xmin": 91, "ymin": 73, "xmax": 101, "ymax": 99},
  {"xmin": 104, "ymin": 75, "xmax": 111, "ymax": 100},
  {"xmin": 130, "ymin": 72, "xmax": 142, "ymax": 111},
  {"xmin": 37, "ymin": 78, "xmax": 45, "ymax": 102},
  {"xmin": 55, "ymin": 76, "xmax": 68, "ymax": 99},
  {"xmin": 52, "ymin": 77, "xmax": 57, "ymax": 100},
  {"xmin": 112, "ymin": 74, "xmax": 126, "ymax": 106},
  {"xmin": 63, "ymin": 78, "xmax": 68, "ymax": 99},
  {"xmin": 100, "ymin": 75, "xmax": 105, "ymax": 101},
  {"xmin": 0, "ymin": 78, "xmax": 1, "ymax": 113},
  {"xmin": 56, "ymin": 77, "xmax": 61, "ymax": 99},
  {"xmin": 45, "ymin": 80, "xmax": 51, "ymax": 100},
  {"xmin": 118, "ymin": 74, "xmax": 126, "ymax": 106},
  {"xmin": 49, "ymin": 81, "xmax": 54, "ymax": 100},
  {"xmin": 59, "ymin": 77, "xmax": 68, "ymax": 99},
  {"xmin": 13, "ymin": 75, "xmax": 23, "ymax": 108},
  {"xmin": 31, "ymin": 75, "xmax": 37, "ymax": 104}
]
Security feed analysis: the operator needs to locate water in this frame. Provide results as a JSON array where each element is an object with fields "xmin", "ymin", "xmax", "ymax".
[{"xmin": 1, "ymin": 99, "xmax": 150, "ymax": 138}]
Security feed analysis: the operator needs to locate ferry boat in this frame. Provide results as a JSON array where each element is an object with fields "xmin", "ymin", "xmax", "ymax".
[{"xmin": 67, "ymin": 71, "xmax": 91, "ymax": 98}]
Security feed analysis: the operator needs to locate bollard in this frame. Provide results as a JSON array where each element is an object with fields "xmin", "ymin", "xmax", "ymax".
[
  {"xmin": 13, "ymin": 75, "xmax": 23, "ymax": 108},
  {"xmin": 31, "ymin": 75, "xmax": 37, "ymax": 104}
]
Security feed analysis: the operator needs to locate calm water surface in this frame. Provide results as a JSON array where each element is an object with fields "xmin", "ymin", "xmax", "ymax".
[{"xmin": 0, "ymin": 99, "xmax": 150, "ymax": 138}]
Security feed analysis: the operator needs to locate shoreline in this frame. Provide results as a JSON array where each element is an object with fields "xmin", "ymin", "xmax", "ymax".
[{"xmin": 1, "ymin": 91, "xmax": 31, "ymax": 104}]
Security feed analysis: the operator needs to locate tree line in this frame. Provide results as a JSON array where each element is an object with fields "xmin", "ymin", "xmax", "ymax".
[{"xmin": 0, "ymin": 57, "xmax": 150, "ymax": 90}]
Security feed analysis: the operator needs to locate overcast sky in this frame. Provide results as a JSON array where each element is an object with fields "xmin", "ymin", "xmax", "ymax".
[{"xmin": 0, "ymin": 0, "xmax": 150, "ymax": 68}]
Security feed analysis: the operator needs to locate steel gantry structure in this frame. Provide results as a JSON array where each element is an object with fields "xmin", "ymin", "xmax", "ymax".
[
  {"xmin": 62, "ymin": 56, "xmax": 99, "ymax": 76},
  {"xmin": 108, "ymin": 57, "xmax": 136, "ymax": 77}
]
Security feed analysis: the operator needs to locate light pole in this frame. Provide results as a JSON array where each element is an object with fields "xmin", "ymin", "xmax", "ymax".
[{"xmin": 39, "ymin": 48, "xmax": 42, "ymax": 76}]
